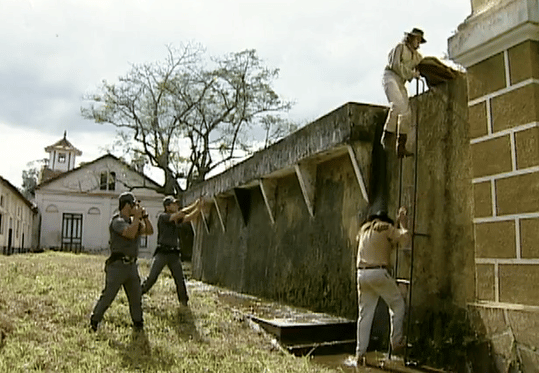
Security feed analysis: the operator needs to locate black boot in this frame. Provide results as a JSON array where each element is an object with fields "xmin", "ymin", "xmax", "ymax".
[
  {"xmin": 90, "ymin": 319, "xmax": 98, "ymax": 332},
  {"xmin": 133, "ymin": 321, "xmax": 144, "ymax": 332},
  {"xmin": 396, "ymin": 134, "xmax": 413, "ymax": 158}
]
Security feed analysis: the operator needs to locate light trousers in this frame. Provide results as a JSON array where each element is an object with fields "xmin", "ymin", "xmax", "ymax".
[
  {"xmin": 356, "ymin": 268, "xmax": 405, "ymax": 357},
  {"xmin": 382, "ymin": 70, "xmax": 411, "ymax": 136}
]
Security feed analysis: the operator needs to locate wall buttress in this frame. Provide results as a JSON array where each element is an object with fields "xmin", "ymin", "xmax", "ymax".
[
  {"xmin": 295, "ymin": 162, "xmax": 317, "ymax": 217},
  {"xmin": 347, "ymin": 144, "xmax": 370, "ymax": 203},
  {"xmin": 212, "ymin": 196, "xmax": 227, "ymax": 232},
  {"xmin": 259, "ymin": 178, "xmax": 277, "ymax": 225}
]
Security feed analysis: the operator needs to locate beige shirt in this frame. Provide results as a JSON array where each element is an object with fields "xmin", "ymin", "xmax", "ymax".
[
  {"xmin": 386, "ymin": 41, "xmax": 423, "ymax": 82},
  {"xmin": 356, "ymin": 219, "xmax": 410, "ymax": 268}
]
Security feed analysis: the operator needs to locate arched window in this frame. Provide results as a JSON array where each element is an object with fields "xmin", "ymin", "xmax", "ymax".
[
  {"xmin": 45, "ymin": 205, "xmax": 58, "ymax": 213},
  {"xmin": 88, "ymin": 207, "xmax": 101, "ymax": 215}
]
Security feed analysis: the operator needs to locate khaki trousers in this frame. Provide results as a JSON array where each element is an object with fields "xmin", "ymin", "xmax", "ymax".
[
  {"xmin": 382, "ymin": 70, "xmax": 411, "ymax": 136},
  {"xmin": 356, "ymin": 268, "xmax": 405, "ymax": 356}
]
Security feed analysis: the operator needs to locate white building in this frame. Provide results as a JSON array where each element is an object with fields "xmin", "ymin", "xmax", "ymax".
[
  {"xmin": 0, "ymin": 175, "xmax": 38, "ymax": 253},
  {"xmin": 35, "ymin": 135, "xmax": 164, "ymax": 257}
]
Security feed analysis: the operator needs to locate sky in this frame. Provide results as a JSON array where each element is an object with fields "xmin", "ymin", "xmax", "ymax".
[{"xmin": 0, "ymin": 0, "xmax": 472, "ymax": 189}]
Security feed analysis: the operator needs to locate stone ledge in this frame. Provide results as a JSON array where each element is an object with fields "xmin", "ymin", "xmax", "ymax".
[
  {"xmin": 182, "ymin": 102, "xmax": 387, "ymax": 203},
  {"xmin": 449, "ymin": 0, "xmax": 539, "ymax": 67}
]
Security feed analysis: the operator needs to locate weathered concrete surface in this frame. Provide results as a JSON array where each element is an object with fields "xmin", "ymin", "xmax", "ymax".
[
  {"xmin": 391, "ymin": 77, "xmax": 475, "ymax": 308},
  {"xmin": 381, "ymin": 77, "xmax": 479, "ymax": 371},
  {"xmin": 186, "ymin": 102, "xmax": 388, "ymax": 318}
]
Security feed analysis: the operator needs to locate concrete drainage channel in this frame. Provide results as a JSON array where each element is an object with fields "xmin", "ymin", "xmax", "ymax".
[
  {"xmin": 248, "ymin": 315, "xmax": 356, "ymax": 357},
  {"xmin": 210, "ymin": 287, "xmax": 446, "ymax": 373}
]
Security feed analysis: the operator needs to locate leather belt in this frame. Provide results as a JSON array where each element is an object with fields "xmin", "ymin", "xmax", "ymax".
[{"xmin": 357, "ymin": 265, "xmax": 387, "ymax": 270}]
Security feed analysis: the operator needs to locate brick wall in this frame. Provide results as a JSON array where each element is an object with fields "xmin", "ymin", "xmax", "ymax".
[
  {"xmin": 465, "ymin": 38, "xmax": 539, "ymax": 371},
  {"xmin": 469, "ymin": 41, "xmax": 539, "ymax": 307}
]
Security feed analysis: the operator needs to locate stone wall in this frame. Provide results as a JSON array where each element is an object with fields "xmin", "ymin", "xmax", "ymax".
[
  {"xmin": 192, "ymin": 155, "xmax": 366, "ymax": 317},
  {"xmin": 184, "ymin": 77, "xmax": 479, "ymax": 369},
  {"xmin": 184, "ymin": 102, "xmax": 385, "ymax": 318}
]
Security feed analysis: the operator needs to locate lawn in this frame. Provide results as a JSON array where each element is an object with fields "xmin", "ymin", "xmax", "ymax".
[{"xmin": 0, "ymin": 252, "xmax": 338, "ymax": 373}]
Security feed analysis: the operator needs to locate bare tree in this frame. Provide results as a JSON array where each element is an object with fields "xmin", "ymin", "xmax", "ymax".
[
  {"xmin": 21, "ymin": 159, "xmax": 47, "ymax": 199},
  {"xmin": 82, "ymin": 44, "xmax": 293, "ymax": 194}
]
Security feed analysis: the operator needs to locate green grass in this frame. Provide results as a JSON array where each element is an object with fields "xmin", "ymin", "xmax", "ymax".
[{"xmin": 0, "ymin": 252, "xmax": 339, "ymax": 372}]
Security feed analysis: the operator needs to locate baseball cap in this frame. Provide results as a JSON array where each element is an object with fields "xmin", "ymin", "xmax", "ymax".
[
  {"xmin": 119, "ymin": 192, "xmax": 137, "ymax": 205},
  {"xmin": 163, "ymin": 196, "xmax": 178, "ymax": 207}
]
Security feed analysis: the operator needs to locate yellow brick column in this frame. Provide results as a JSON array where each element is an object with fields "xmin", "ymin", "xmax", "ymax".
[{"xmin": 449, "ymin": 0, "xmax": 539, "ymax": 369}]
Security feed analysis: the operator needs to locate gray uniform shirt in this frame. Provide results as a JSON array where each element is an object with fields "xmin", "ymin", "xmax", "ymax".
[
  {"xmin": 109, "ymin": 213, "xmax": 139, "ymax": 257},
  {"xmin": 157, "ymin": 212, "xmax": 180, "ymax": 248}
]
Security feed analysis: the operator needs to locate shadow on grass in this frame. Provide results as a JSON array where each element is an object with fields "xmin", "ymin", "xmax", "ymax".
[
  {"xmin": 109, "ymin": 329, "xmax": 179, "ymax": 371},
  {"xmin": 147, "ymin": 304, "xmax": 205, "ymax": 343},
  {"xmin": 175, "ymin": 307, "xmax": 204, "ymax": 342}
]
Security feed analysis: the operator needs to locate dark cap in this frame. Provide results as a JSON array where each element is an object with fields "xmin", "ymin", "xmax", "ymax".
[
  {"xmin": 163, "ymin": 196, "xmax": 178, "ymax": 207},
  {"xmin": 119, "ymin": 192, "xmax": 137, "ymax": 205},
  {"xmin": 405, "ymin": 28, "xmax": 426, "ymax": 43}
]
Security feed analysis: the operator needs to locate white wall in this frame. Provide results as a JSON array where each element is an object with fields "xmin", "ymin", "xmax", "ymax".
[
  {"xmin": 35, "ymin": 155, "xmax": 164, "ymax": 256},
  {"xmin": 0, "ymin": 181, "xmax": 36, "ymax": 250}
]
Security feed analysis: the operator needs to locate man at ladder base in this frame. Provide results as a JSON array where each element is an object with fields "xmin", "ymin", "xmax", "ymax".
[
  {"xmin": 380, "ymin": 28, "xmax": 426, "ymax": 158},
  {"xmin": 354, "ymin": 207, "xmax": 411, "ymax": 366}
]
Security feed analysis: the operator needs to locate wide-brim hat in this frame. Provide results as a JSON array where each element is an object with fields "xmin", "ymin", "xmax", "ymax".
[
  {"xmin": 367, "ymin": 210, "xmax": 395, "ymax": 225},
  {"xmin": 406, "ymin": 28, "xmax": 426, "ymax": 43}
]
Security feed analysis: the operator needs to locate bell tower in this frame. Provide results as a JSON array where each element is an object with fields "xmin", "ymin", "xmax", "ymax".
[{"xmin": 40, "ymin": 131, "xmax": 82, "ymax": 182}]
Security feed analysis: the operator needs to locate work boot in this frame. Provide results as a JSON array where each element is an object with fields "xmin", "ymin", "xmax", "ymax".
[
  {"xmin": 354, "ymin": 354, "xmax": 366, "ymax": 366},
  {"xmin": 396, "ymin": 134, "xmax": 413, "ymax": 158},
  {"xmin": 380, "ymin": 130, "xmax": 395, "ymax": 150},
  {"xmin": 90, "ymin": 319, "xmax": 98, "ymax": 332},
  {"xmin": 391, "ymin": 342, "xmax": 406, "ymax": 356},
  {"xmin": 133, "ymin": 321, "xmax": 144, "ymax": 332}
]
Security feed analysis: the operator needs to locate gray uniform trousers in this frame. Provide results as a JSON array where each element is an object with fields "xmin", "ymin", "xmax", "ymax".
[
  {"xmin": 91, "ymin": 261, "xmax": 143, "ymax": 324},
  {"xmin": 141, "ymin": 252, "xmax": 189, "ymax": 304}
]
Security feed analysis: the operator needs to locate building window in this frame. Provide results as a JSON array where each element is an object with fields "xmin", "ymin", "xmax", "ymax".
[
  {"xmin": 100, "ymin": 171, "xmax": 116, "ymax": 191},
  {"xmin": 140, "ymin": 236, "xmax": 148, "ymax": 248},
  {"xmin": 109, "ymin": 172, "xmax": 116, "ymax": 191},
  {"xmin": 62, "ymin": 213, "xmax": 83, "ymax": 250},
  {"xmin": 0, "ymin": 195, "xmax": 3, "ymax": 207},
  {"xmin": 16, "ymin": 221, "xmax": 19, "ymax": 238},
  {"xmin": 58, "ymin": 153, "xmax": 66, "ymax": 163},
  {"xmin": 100, "ymin": 172, "xmax": 107, "ymax": 190},
  {"xmin": 0, "ymin": 213, "xmax": 3, "ymax": 235}
]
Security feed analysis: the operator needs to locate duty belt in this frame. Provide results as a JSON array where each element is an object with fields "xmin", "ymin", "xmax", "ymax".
[
  {"xmin": 156, "ymin": 245, "xmax": 180, "ymax": 254},
  {"xmin": 121, "ymin": 256, "xmax": 137, "ymax": 264},
  {"xmin": 357, "ymin": 265, "xmax": 387, "ymax": 270},
  {"xmin": 107, "ymin": 253, "xmax": 137, "ymax": 265}
]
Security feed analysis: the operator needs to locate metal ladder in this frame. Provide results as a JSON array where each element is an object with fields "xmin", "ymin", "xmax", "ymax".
[{"xmin": 392, "ymin": 77, "xmax": 427, "ymax": 365}]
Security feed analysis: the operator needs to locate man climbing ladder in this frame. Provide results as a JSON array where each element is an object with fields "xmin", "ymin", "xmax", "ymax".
[{"xmin": 380, "ymin": 28, "xmax": 426, "ymax": 158}]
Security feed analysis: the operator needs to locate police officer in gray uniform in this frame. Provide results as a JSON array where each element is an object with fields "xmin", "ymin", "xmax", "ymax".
[
  {"xmin": 141, "ymin": 196, "xmax": 201, "ymax": 306},
  {"xmin": 90, "ymin": 192, "xmax": 154, "ymax": 331}
]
